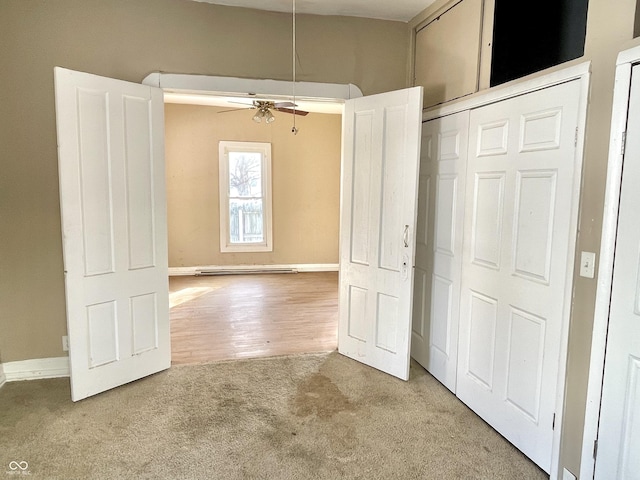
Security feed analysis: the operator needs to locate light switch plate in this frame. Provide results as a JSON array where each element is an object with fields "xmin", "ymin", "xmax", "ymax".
[{"xmin": 580, "ymin": 251, "xmax": 596, "ymax": 278}]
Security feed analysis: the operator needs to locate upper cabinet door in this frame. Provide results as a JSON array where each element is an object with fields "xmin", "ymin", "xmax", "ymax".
[
  {"xmin": 338, "ymin": 86, "xmax": 423, "ymax": 380},
  {"xmin": 414, "ymin": 0, "xmax": 483, "ymax": 109},
  {"xmin": 55, "ymin": 67, "xmax": 170, "ymax": 401}
]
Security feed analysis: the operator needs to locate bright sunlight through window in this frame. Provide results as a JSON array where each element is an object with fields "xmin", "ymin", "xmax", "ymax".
[{"xmin": 218, "ymin": 141, "xmax": 273, "ymax": 252}]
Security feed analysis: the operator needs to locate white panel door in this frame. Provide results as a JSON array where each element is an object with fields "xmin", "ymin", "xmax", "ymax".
[
  {"xmin": 55, "ymin": 67, "xmax": 170, "ymax": 401},
  {"xmin": 595, "ymin": 64, "xmax": 640, "ymax": 480},
  {"xmin": 411, "ymin": 111, "xmax": 470, "ymax": 392},
  {"xmin": 339, "ymin": 86, "xmax": 423, "ymax": 380},
  {"xmin": 456, "ymin": 80, "xmax": 582, "ymax": 472}
]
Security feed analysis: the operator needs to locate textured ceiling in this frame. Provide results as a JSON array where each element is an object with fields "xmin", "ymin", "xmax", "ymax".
[{"xmin": 192, "ymin": 0, "xmax": 436, "ymax": 22}]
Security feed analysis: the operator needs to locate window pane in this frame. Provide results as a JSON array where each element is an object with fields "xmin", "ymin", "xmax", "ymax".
[
  {"xmin": 229, "ymin": 198, "xmax": 264, "ymax": 244},
  {"xmin": 228, "ymin": 152, "xmax": 262, "ymax": 197}
]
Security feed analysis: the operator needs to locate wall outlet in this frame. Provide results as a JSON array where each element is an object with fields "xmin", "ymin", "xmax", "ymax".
[
  {"xmin": 62, "ymin": 336, "xmax": 69, "ymax": 352},
  {"xmin": 580, "ymin": 251, "xmax": 596, "ymax": 278},
  {"xmin": 562, "ymin": 468, "xmax": 577, "ymax": 480}
]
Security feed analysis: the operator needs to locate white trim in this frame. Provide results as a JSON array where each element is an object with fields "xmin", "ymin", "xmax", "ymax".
[
  {"xmin": 579, "ymin": 48, "xmax": 639, "ymax": 479},
  {"xmin": 0, "ymin": 364, "xmax": 6, "ymax": 389},
  {"xmin": 616, "ymin": 43, "xmax": 640, "ymax": 66},
  {"xmin": 2, "ymin": 357, "xmax": 70, "ymax": 381},
  {"xmin": 422, "ymin": 61, "xmax": 591, "ymax": 122},
  {"xmin": 168, "ymin": 263, "xmax": 339, "ymax": 276},
  {"xmin": 141, "ymin": 72, "xmax": 363, "ymax": 102}
]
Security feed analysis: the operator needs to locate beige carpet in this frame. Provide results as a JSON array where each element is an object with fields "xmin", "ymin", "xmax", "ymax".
[{"xmin": 0, "ymin": 352, "xmax": 547, "ymax": 479}]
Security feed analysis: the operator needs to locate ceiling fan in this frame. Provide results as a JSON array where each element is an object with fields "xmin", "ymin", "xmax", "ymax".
[
  {"xmin": 220, "ymin": 99, "xmax": 309, "ymax": 123},
  {"xmin": 219, "ymin": 0, "xmax": 303, "ymax": 132}
]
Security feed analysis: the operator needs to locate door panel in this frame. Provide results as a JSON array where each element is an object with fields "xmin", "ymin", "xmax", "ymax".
[
  {"xmin": 595, "ymin": 64, "xmax": 640, "ymax": 480},
  {"xmin": 55, "ymin": 67, "xmax": 170, "ymax": 401},
  {"xmin": 411, "ymin": 111, "xmax": 470, "ymax": 392},
  {"xmin": 457, "ymin": 80, "xmax": 582, "ymax": 472},
  {"xmin": 339, "ymin": 87, "xmax": 423, "ymax": 380}
]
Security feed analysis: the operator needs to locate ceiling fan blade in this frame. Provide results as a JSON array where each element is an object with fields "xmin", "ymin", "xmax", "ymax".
[
  {"xmin": 217, "ymin": 108, "xmax": 248, "ymax": 114},
  {"xmin": 228, "ymin": 100, "xmax": 255, "ymax": 106},
  {"xmin": 274, "ymin": 101, "xmax": 297, "ymax": 108},
  {"xmin": 274, "ymin": 107, "xmax": 309, "ymax": 116}
]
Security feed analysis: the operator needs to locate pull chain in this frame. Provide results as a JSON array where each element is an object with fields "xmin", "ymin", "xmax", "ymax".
[{"xmin": 291, "ymin": 0, "xmax": 298, "ymax": 135}]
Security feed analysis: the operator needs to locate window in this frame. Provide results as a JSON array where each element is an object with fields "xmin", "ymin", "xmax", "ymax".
[{"xmin": 218, "ymin": 141, "xmax": 272, "ymax": 252}]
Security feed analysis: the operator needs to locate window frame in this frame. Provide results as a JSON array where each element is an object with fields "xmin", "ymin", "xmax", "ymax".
[{"xmin": 218, "ymin": 141, "xmax": 273, "ymax": 253}]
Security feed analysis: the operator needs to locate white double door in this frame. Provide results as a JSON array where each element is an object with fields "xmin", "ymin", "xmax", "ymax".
[
  {"xmin": 411, "ymin": 79, "xmax": 583, "ymax": 473},
  {"xmin": 56, "ymin": 66, "xmax": 424, "ymax": 400},
  {"xmin": 594, "ymin": 64, "xmax": 640, "ymax": 479}
]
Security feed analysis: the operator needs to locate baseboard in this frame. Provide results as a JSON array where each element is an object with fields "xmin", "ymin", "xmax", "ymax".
[
  {"xmin": 2, "ymin": 357, "xmax": 70, "ymax": 381},
  {"xmin": 169, "ymin": 263, "xmax": 339, "ymax": 276},
  {"xmin": 0, "ymin": 364, "xmax": 6, "ymax": 389}
]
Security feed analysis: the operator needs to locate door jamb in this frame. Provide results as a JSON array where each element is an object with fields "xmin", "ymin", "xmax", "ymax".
[{"xmin": 579, "ymin": 45, "xmax": 640, "ymax": 479}]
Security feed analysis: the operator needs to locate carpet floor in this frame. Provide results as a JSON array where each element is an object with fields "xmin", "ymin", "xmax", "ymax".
[{"xmin": 0, "ymin": 352, "xmax": 547, "ymax": 479}]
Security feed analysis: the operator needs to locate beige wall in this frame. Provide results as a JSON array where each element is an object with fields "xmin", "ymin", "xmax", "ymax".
[
  {"xmin": 0, "ymin": 0, "xmax": 408, "ymax": 363},
  {"xmin": 165, "ymin": 104, "xmax": 341, "ymax": 267}
]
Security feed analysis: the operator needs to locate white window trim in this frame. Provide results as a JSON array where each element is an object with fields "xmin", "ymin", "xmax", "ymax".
[{"xmin": 218, "ymin": 141, "xmax": 273, "ymax": 253}]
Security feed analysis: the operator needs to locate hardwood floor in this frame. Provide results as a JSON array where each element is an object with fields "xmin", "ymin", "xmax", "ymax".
[{"xmin": 169, "ymin": 272, "xmax": 339, "ymax": 365}]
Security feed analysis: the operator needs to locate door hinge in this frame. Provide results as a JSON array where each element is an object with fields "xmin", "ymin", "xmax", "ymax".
[
  {"xmin": 575, "ymin": 127, "xmax": 579, "ymax": 147},
  {"xmin": 552, "ymin": 413, "xmax": 556, "ymax": 430},
  {"xmin": 593, "ymin": 439, "xmax": 598, "ymax": 460},
  {"xmin": 621, "ymin": 131, "xmax": 627, "ymax": 156}
]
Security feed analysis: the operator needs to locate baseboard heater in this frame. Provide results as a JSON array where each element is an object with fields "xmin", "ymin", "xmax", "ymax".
[{"xmin": 196, "ymin": 267, "xmax": 298, "ymax": 276}]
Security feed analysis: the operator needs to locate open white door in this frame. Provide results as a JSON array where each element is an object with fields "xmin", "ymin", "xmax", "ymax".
[
  {"xmin": 594, "ymin": 64, "xmax": 640, "ymax": 479},
  {"xmin": 338, "ymin": 86, "xmax": 423, "ymax": 380},
  {"xmin": 54, "ymin": 67, "xmax": 170, "ymax": 401}
]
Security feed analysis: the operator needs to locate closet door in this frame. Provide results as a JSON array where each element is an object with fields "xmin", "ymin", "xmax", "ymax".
[
  {"xmin": 594, "ymin": 64, "xmax": 640, "ymax": 480},
  {"xmin": 411, "ymin": 111, "xmax": 469, "ymax": 392},
  {"xmin": 456, "ymin": 79, "xmax": 582, "ymax": 472}
]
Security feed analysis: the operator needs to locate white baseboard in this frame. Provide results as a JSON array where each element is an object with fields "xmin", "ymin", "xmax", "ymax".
[
  {"xmin": 169, "ymin": 263, "xmax": 339, "ymax": 276},
  {"xmin": 2, "ymin": 357, "xmax": 70, "ymax": 381},
  {"xmin": 0, "ymin": 364, "xmax": 5, "ymax": 389}
]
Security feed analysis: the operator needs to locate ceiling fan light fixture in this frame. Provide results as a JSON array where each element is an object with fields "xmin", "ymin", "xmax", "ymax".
[
  {"xmin": 265, "ymin": 110, "xmax": 275, "ymax": 123},
  {"xmin": 252, "ymin": 111, "xmax": 263, "ymax": 123}
]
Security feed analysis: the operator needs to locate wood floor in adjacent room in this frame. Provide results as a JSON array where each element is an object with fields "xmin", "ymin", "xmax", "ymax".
[{"xmin": 169, "ymin": 272, "xmax": 339, "ymax": 365}]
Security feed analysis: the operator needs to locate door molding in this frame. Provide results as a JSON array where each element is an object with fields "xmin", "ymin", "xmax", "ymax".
[
  {"xmin": 141, "ymin": 72, "xmax": 363, "ymax": 102},
  {"xmin": 580, "ymin": 45, "xmax": 640, "ymax": 479}
]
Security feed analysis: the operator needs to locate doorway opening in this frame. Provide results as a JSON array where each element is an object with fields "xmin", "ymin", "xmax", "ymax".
[{"xmin": 159, "ymin": 83, "xmax": 347, "ymax": 365}]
